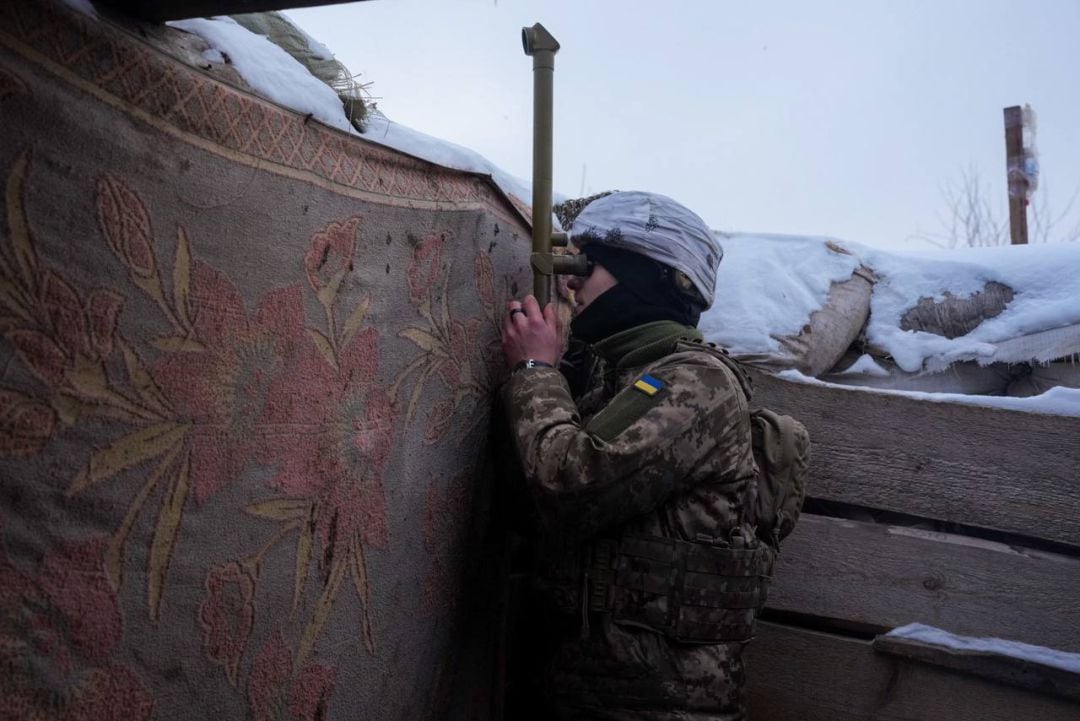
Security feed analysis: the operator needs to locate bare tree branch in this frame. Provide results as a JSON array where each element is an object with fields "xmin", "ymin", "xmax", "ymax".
[{"xmin": 913, "ymin": 166, "xmax": 1080, "ymax": 247}]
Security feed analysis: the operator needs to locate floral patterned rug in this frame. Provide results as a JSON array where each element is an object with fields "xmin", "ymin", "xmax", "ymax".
[{"xmin": 0, "ymin": 2, "xmax": 528, "ymax": 718}]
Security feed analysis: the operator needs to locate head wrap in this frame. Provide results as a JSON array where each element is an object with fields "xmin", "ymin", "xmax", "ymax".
[{"xmin": 569, "ymin": 191, "xmax": 722, "ymax": 308}]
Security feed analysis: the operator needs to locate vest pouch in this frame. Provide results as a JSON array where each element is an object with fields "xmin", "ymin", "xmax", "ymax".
[{"xmin": 599, "ymin": 535, "xmax": 774, "ymax": 644}]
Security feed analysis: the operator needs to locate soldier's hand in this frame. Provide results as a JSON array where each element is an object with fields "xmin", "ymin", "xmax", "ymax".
[{"xmin": 502, "ymin": 294, "xmax": 560, "ymax": 368}]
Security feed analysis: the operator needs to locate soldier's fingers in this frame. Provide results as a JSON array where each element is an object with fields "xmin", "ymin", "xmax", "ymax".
[
  {"xmin": 521, "ymin": 294, "xmax": 542, "ymax": 322},
  {"xmin": 502, "ymin": 306, "xmax": 521, "ymax": 335},
  {"xmin": 503, "ymin": 298, "xmax": 525, "ymax": 324},
  {"xmin": 542, "ymin": 302, "xmax": 558, "ymax": 330}
]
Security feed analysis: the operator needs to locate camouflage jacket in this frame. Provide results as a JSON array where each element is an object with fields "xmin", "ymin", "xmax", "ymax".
[{"xmin": 502, "ymin": 320, "xmax": 758, "ymax": 720}]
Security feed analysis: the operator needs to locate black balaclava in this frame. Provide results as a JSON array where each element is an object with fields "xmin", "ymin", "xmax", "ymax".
[{"xmin": 569, "ymin": 244, "xmax": 703, "ymax": 345}]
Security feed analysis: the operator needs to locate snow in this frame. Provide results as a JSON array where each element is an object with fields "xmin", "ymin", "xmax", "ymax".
[
  {"xmin": 778, "ymin": 370, "xmax": 1080, "ymax": 417},
  {"xmin": 167, "ymin": 17, "xmax": 356, "ymax": 135},
  {"xmin": 858, "ymin": 242, "xmax": 1080, "ymax": 372},
  {"xmin": 700, "ymin": 234, "xmax": 861, "ymax": 354},
  {"xmin": 702, "ymin": 234, "xmax": 1080, "ymax": 371},
  {"xmin": 836, "ymin": 354, "xmax": 890, "ymax": 377},
  {"xmin": 201, "ymin": 48, "xmax": 226, "ymax": 65},
  {"xmin": 888, "ymin": 623, "xmax": 1080, "ymax": 674}
]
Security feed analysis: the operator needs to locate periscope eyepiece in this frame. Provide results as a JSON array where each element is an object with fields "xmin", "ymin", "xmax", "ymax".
[{"xmin": 522, "ymin": 23, "xmax": 560, "ymax": 57}]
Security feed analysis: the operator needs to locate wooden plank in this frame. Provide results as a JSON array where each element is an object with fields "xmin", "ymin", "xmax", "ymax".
[
  {"xmin": 750, "ymin": 370, "xmax": 1080, "ymax": 547},
  {"xmin": 99, "ymin": 1, "xmax": 370, "ymax": 22},
  {"xmin": 747, "ymin": 622, "xmax": 1080, "ymax": 721},
  {"xmin": 768, "ymin": 514, "xmax": 1080, "ymax": 650},
  {"xmin": 874, "ymin": 636, "xmax": 1080, "ymax": 703}
]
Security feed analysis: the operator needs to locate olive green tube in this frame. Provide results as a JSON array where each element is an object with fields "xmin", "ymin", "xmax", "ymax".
[{"xmin": 522, "ymin": 23, "xmax": 560, "ymax": 307}]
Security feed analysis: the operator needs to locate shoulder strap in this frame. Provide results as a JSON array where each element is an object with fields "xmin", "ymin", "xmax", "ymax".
[{"xmin": 672, "ymin": 338, "xmax": 754, "ymax": 402}]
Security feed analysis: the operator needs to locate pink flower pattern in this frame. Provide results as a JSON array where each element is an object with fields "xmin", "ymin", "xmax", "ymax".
[
  {"xmin": 151, "ymin": 261, "xmax": 306, "ymax": 505},
  {"xmin": 397, "ymin": 232, "xmax": 507, "ymax": 444},
  {"xmin": 248, "ymin": 632, "xmax": 336, "ymax": 721},
  {"xmin": 199, "ymin": 561, "xmax": 257, "ymax": 686},
  {"xmin": 0, "ymin": 530, "xmax": 154, "ymax": 721}
]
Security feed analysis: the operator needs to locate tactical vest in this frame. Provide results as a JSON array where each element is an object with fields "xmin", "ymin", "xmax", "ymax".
[
  {"xmin": 584, "ymin": 532, "xmax": 775, "ymax": 644},
  {"xmin": 539, "ymin": 329, "xmax": 801, "ymax": 646}
]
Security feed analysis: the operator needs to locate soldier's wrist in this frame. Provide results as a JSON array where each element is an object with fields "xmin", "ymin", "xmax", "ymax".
[{"xmin": 511, "ymin": 358, "xmax": 555, "ymax": 373}]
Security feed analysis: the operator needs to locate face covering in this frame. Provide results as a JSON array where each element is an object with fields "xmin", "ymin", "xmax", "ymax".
[
  {"xmin": 569, "ymin": 245, "xmax": 702, "ymax": 344},
  {"xmin": 569, "ymin": 285, "xmax": 689, "ymax": 344}
]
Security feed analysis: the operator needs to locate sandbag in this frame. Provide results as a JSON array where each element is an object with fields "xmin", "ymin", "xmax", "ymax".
[
  {"xmin": 1006, "ymin": 361, "xmax": 1080, "ymax": 397},
  {"xmin": 899, "ymin": 280, "xmax": 1015, "ymax": 339},
  {"xmin": 743, "ymin": 264, "xmax": 874, "ymax": 377},
  {"xmin": 229, "ymin": 11, "xmax": 368, "ymax": 128}
]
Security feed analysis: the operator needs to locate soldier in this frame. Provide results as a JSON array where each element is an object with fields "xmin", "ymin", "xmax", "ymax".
[{"xmin": 500, "ymin": 191, "xmax": 767, "ymax": 720}]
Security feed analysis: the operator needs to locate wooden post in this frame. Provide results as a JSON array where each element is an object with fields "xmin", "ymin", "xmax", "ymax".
[{"xmin": 1003, "ymin": 106, "xmax": 1029, "ymax": 245}]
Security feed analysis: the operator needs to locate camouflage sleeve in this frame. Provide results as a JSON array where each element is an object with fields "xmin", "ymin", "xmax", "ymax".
[{"xmin": 500, "ymin": 355, "xmax": 749, "ymax": 541}]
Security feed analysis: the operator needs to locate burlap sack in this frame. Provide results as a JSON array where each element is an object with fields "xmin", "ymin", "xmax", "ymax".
[
  {"xmin": 735, "ymin": 264, "xmax": 874, "ymax": 378},
  {"xmin": 1006, "ymin": 361, "xmax": 1080, "ymax": 397},
  {"xmin": 898, "ymin": 280, "xmax": 1015, "ymax": 339}
]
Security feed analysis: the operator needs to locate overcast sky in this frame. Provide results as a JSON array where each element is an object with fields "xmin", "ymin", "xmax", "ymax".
[{"xmin": 288, "ymin": 0, "xmax": 1080, "ymax": 250}]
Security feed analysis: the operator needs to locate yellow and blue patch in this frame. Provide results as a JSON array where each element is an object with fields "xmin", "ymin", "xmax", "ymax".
[{"xmin": 633, "ymin": 374, "xmax": 664, "ymax": 396}]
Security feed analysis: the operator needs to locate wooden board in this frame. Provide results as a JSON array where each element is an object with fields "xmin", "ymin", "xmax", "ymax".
[
  {"xmin": 99, "ymin": 0, "xmax": 369, "ymax": 22},
  {"xmin": 767, "ymin": 514, "xmax": 1080, "ymax": 650},
  {"xmin": 747, "ymin": 622, "xmax": 1080, "ymax": 721},
  {"xmin": 750, "ymin": 370, "xmax": 1080, "ymax": 547}
]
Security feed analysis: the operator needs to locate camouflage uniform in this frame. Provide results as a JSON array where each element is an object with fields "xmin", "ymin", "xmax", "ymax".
[{"xmin": 502, "ymin": 320, "xmax": 759, "ymax": 721}]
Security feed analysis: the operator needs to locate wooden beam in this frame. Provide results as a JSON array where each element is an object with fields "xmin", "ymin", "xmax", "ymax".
[
  {"xmin": 747, "ymin": 622, "xmax": 1080, "ymax": 721},
  {"xmin": 750, "ymin": 371, "xmax": 1080, "ymax": 548},
  {"xmin": 98, "ymin": 1, "xmax": 370, "ymax": 22},
  {"xmin": 874, "ymin": 635, "xmax": 1080, "ymax": 704},
  {"xmin": 768, "ymin": 514, "xmax": 1080, "ymax": 650}
]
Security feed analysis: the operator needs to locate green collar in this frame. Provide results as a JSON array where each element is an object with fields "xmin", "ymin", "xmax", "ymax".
[{"xmin": 591, "ymin": 321, "xmax": 703, "ymax": 370}]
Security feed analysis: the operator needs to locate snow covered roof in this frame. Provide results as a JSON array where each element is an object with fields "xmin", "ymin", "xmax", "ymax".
[
  {"xmin": 702, "ymin": 233, "xmax": 1080, "ymax": 370},
  {"xmin": 701, "ymin": 234, "xmax": 1080, "ymax": 416}
]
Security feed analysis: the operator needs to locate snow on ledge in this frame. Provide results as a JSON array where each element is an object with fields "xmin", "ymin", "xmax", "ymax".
[
  {"xmin": 834, "ymin": 354, "xmax": 891, "ymax": 377},
  {"xmin": 359, "ymin": 112, "xmax": 535, "ymax": 211},
  {"xmin": 776, "ymin": 370, "xmax": 1080, "ymax": 417},
  {"xmin": 167, "ymin": 17, "xmax": 356, "ymax": 135},
  {"xmin": 887, "ymin": 623, "xmax": 1080, "ymax": 674}
]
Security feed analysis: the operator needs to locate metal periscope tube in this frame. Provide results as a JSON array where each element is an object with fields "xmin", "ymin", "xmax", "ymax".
[{"xmin": 522, "ymin": 23, "xmax": 559, "ymax": 307}]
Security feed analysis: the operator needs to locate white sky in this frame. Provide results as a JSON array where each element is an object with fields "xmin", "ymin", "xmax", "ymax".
[{"xmin": 287, "ymin": 0, "xmax": 1080, "ymax": 250}]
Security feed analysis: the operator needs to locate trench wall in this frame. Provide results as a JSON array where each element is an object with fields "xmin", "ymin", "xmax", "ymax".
[{"xmin": 0, "ymin": 2, "xmax": 528, "ymax": 718}]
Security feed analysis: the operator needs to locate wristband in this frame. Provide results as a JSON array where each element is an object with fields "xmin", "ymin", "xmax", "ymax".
[{"xmin": 512, "ymin": 359, "xmax": 554, "ymax": 372}]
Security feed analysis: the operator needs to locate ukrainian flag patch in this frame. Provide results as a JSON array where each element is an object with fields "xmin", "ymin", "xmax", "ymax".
[{"xmin": 633, "ymin": 374, "xmax": 664, "ymax": 396}]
